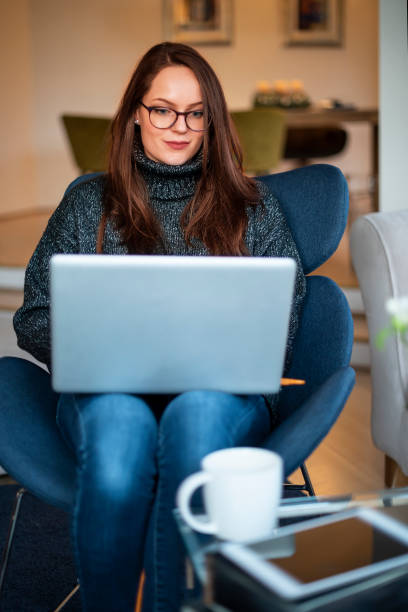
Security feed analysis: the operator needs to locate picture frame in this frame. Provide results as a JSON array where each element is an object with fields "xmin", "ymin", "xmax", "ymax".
[
  {"xmin": 285, "ymin": 0, "xmax": 343, "ymax": 47},
  {"xmin": 163, "ymin": 0, "xmax": 233, "ymax": 46}
]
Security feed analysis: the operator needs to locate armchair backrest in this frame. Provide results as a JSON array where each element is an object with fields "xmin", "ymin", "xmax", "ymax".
[
  {"xmin": 258, "ymin": 164, "xmax": 349, "ymax": 274},
  {"xmin": 259, "ymin": 164, "xmax": 353, "ymax": 420},
  {"xmin": 67, "ymin": 164, "xmax": 349, "ymax": 273}
]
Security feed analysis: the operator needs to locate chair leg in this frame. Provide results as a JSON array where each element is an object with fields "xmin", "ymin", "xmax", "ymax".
[
  {"xmin": 0, "ymin": 486, "xmax": 81, "ymax": 611},
  {"xmin": 283, "ymin": 463, "xmax": 315, "ymax": 497},
  {"xmin": 385, "ymin": 455, "xmax": 398, "ymax": 488},
  {"xmin": 0, "ymin": 486, "xmax": 26, "ymax": 599},
  {"xmin": 300, "ymin": 463, "xmax": 316, "ymax": 497},
  {"xmin": 385, "ymin": 455, "xmax": 408, "ymax": 488},
  {"xmin": 53, "ymin": 582, "xmax": 80, "ymax": 612},
  {"xmin": 54, "ymin": 570, "xmax": 145, "ymax": 612}
]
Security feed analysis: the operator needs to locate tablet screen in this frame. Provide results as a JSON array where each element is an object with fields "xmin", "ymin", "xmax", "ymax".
[{"xmin": 267, "ymin": 517, "xmax": 408, "ymax": 584}]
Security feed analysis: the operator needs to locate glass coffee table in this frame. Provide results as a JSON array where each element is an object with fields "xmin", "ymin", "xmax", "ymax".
[{"xmin": 175, "ymin": 486, "xmax": 408, "ymax": 610}]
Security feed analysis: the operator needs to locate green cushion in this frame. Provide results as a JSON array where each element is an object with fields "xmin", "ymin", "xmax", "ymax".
[
  {"xmin": 230, "ymin": 109, "xmax": 286, "ymax": 175},
  {"xmin": 61, "ymin": 115, "xmax": 111, "ymax": 173}
]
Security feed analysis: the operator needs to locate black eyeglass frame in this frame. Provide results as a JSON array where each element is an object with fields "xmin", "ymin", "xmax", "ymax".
[{"xmin": 138, "ymin": 100, "xmax": 209, "ymax": 132}]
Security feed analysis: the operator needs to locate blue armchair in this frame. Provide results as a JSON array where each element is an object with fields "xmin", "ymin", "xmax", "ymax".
[
  {"xmin": 0, "ymin": 163, "xmax": 355, "ymax": 604},
  {"xmin": 258, "ymin": 165, "xmax": 355, "ymax": 477}
]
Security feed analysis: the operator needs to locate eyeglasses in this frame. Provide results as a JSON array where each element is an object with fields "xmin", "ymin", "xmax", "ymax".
[{"xmin": 138, "ymin": 101, "xmax": 207, "ymax": 132}]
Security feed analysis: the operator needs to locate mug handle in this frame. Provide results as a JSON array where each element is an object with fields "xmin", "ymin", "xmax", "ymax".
[{"xmin": 176, "ymin": 471, "xmax": 217, "ymax": 535}]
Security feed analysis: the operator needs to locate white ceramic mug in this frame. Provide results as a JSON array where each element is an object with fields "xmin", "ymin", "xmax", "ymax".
[{"xmin": 176, "ymin": 447, "xmax": 283, "ymax": 542}]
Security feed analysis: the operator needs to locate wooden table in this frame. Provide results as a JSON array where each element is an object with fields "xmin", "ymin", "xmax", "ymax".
[
  {"xmin": 282, "ymin": 107, "xmax": 378, "ymax": 127},
  {"xmin": 283, "ymin": 107, "xmax": 379, "ymax": 209}
]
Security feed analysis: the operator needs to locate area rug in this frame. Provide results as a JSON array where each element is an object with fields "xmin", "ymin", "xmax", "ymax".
[
  {"xmin": 0, "ymin": 483, "xmax": 307, "ymax": 611},
  {"xmin": 0, "ymin": 484, "xmax": 81, "ymax": 611}
]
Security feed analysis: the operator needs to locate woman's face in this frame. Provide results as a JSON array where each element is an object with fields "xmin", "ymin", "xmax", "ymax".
[{"xmin": 135, "ymin": 65, "xmax": 205, "ymax": 166}]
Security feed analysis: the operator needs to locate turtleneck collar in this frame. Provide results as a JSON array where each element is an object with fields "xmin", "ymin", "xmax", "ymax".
[{"xmin": 134, "ymin": 146, "xmax": 202, "ymax": 202}]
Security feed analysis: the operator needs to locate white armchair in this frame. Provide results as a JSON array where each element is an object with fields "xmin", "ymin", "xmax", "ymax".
[{"xmin": 351, "ymin": 211, "xmax": 408, "ymax": 486}]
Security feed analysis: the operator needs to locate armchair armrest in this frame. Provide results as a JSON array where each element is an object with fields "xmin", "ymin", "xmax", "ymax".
[{"xmin": 262, "ymin": 366, "xmax": 355, "ymax": 477}]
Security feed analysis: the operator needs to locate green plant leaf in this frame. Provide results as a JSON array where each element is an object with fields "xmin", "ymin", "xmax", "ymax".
[
  {"xmin": 390, "ymin": 316, "xmax": 408, "ymax": 334},
  {"xmin": 375, "ymin": 327, "xmax": 393, "ymax": 351}
]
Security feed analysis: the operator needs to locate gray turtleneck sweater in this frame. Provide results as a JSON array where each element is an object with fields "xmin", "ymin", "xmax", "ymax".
[{"xmin": 13, "ymin": 153, "xmax": 306, "ymax": 411}]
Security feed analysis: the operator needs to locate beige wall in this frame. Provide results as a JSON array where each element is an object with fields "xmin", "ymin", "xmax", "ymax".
[
  {"xmin": 0, "ymin": 1, "xmax": 37, "ymax": 214},
  {"xmin": 1, "ymin": 0, "xmax": 378, "ymax": 214}
]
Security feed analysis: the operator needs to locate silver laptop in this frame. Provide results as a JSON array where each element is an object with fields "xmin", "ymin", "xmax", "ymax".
[{"xmin": 50, "ymin": 255, "xmax": 296, "ymax": 394}]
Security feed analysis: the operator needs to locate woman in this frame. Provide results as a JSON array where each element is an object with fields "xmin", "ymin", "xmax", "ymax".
[{"xmin": 13, "ymin": 42, "xmax": 306, "ymax": 612}]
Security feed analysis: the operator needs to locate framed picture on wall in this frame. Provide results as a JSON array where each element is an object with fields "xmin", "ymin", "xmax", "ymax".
[
  {"xmin": 163, "ymin": 0, "xmax": 233, "ymax": 45},
  {"xmin": 285, "ymin": 0, "xmax": 343, "ymax": 47}
]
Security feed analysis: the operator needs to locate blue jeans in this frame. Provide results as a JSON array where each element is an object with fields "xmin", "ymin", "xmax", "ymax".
[{"xmin": 56, "ymin": 390, "xmax": 270, "ymax": 612}]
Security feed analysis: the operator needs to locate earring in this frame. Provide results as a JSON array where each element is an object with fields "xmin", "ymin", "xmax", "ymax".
[{"xmin": 135, "ymin": 119, "xmax": 139, "ymax": 125}]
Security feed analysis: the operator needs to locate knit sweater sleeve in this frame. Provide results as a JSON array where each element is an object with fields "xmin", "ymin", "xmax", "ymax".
[
  {"xmin": 13, "ymin": 191, "xmax": 81, "ymax": 370},
  {"xmin": 252, "ymin": 183, "xmax": 306, "ymax": 375}
]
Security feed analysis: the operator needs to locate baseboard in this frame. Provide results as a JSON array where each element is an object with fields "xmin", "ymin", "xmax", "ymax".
[
  {"xmin": 341, "ymin": 287, "xmax": 370, "ymax": 368},
  {"xmin": 342, "ymin": 287, "xmax": 365, "ymax": 315},
  {"xmin": 0, "ymin": 267, "xmax": 25, "ymax": 290},
  {"xmin": 351, "ymin": 341, "xmax": 370, "ymax": 369}
]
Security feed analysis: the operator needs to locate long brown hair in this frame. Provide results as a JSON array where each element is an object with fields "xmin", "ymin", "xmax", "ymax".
[{"xmin": 100, "ymin": 42, "xmax": 260, "ymax": 255}]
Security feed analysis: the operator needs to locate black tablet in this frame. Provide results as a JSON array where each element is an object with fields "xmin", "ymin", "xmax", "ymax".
[{"xmin": 219, "ymin": 508, "xmax": 408, "ymax": 600}]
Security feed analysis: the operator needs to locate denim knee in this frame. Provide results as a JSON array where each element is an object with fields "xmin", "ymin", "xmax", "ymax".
[
  {"xmin": 57, "ymin": 393, "xmax": 159, "ymax": 498},
  {"xmin": 161, "ymin": 389, "xmax": 238, "ymax": 433},
  {"xmin": 159, "ymin": 390, "xmax": 270, "ymax": 478},
  {"xmin": 159, "ymin": 391, "xmax": 234, "ymax": 477}
]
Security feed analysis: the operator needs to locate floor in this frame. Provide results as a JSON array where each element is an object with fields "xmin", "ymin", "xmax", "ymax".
[
  {"xmin": 289, "ymin": 370, "xmax": 385, "ymax": 496},
  {"xmin": 0, "ymin": 194, "xmax": 386, "ymax": 498}
]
